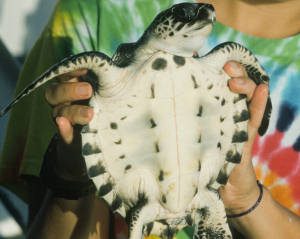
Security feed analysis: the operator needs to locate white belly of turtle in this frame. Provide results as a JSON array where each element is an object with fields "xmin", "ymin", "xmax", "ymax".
[{"xmin": 83, "ymin": 52, "xmax": 247, "ymax": 238}]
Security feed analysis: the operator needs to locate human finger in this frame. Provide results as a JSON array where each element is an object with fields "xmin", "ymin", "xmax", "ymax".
[
  {"xmin": 56, "ymin": 116, "xmax": 74, "ymax": 144},
  {"xmin": 53, "ymin": 104, "xmax": 94, "ymax": 126},
  {"xmin": 45, "ymin": 81, "xmax": 92, "ymax": 106},
  {"xmin": 247, "ymin": 83, "xmax": 269, "ymax": 139},
  {"xmin": 224, "ymin": 61, "xmax": 248, "ymax": 78},
  {"xmin": 228, "ymin": 77, "xmax": 257, "ymax": 101}
]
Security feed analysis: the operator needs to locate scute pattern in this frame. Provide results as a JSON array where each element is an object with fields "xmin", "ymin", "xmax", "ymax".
[{"xmin": 0, "ymin": 3, "xmax": 271, "ymax": 239}]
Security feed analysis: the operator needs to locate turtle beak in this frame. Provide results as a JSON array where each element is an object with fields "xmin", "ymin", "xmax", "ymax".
[
  {"xmin": 198, "ymin": 4, "xmax": 216, "ymax": 24},
  {"xmin": 209, "ymin": 10, "xmax": 216, "ymax": 24}
]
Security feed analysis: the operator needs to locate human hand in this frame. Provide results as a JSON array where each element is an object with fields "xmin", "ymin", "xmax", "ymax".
[
  {"xmin": 44, "ymin": 69, "xmax": 94, "ymax": 181},
  {"xmin": 221, "ymin": 61, "xmax": 269, "ymax": 214},
  {"xmin": 45, "ymin": 69, "xmax": 94, "ymax": 144}
]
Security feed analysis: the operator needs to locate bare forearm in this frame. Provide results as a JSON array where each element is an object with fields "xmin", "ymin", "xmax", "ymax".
[
  {"xmin": 27, "ymin": 191, "xmax": 110, "ymax": 239},
  {"xmin": 230, "ymin": 188, "xmax": 300, "ymax": 239}
]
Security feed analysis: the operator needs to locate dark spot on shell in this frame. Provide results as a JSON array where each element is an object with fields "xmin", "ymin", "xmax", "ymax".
[
  {"xmin": 220, "ymin": 130, "xmax": 224, "ymax": 136},
  {"xmin": 98, "ymin": 182, "xmax": 113, "ymax": 196},
  {"xmin": 150, "ymin": 118, "xmax": 157, "ymax": 128},
  {"xmin": 207, "ymin": 84, "xmax": 213, "ymax": 90},
  {"xmin": 214, "ymin": 96, "xmax": 220, "ymax": 100},
  {"xmin": 197, "ymin": 105, "xmax": 203, "ymax": 117},
  {"xmin": 185, "ymin": 215, "xmax": 193, "ymax": 225},
  {"xmin": 125, "ymin": 164, "xmax": 132, "ymax": 171},
  {"xmin": 162, "ymin": 194, "xmax": 167, "ymax": 203},
  {"xmin": 127, "ymin": 104, "xmax": 133, "ymax": 108},
  {"xmin": 88, "ymin": 163, "xmax": 105, "ymax": 177},
  {"xmin": 81, "ymin": 125, "xmax": 98, "ymax": 134},
  {"xmin": 82, "ymin": 143, "xmax": 101, "ymax": 156},
  {"xmin": 233, "ymin": 94, "xmax": 247, "ymax": 103},
  {"xmin": 233, "ymin": 110, "xmax": 250, "ymax": 123},
  {"xmin": 191, "ymin": 75, "xmax": 198, "ymax": 88},
  {"xmin": 226, "ymin": 150, "xmax": 242, "ymax": 163},
  {"xmin": 198, "ymin": 161, "xmax": 201, "ymax": 171},
  {"xmin": 158, "ymin": 219, "xmax": 168, "ymax": 225},
  {"xmin": 169, "ymin": 32, "xmax": 174, "ymax": 36},
  {"xmin": 197, "ymin": 207, "xmax": 210, "ymax": 218},
  {"xmin": 110, "ymin": 122, "xmax": 118, "ymax": 129},
  {"xmin": 114, "ymin": 139, "xmax": 122, "ymax": 144},
  {"xmin": 111, "ymin": 195, "xmax": 122, "ymax": 211},
  {"xmin": 221, "ymin": 98, "xmax": 226, "ymax": 106},
  {"xmin": 145, "ymin": 222, "xmax": 154, "ymax": 236},
  {"xmin": 173, "ymin": 55, "xmax": 185, "ymax": 66},
  {"xmin": 216, "ymin": 169, "xmax": 228, "ymax": 185},
  {"xmin": 183, "ymin": 34, "xmax": 188, "ymax": 38},
  {"xmin": 220, "ymin": 116, "xmax": 225, "ymax": 122},
  {"xmin": 119, "ymin": 154, "xmax": 125, "ymax": 159},
  {"xmin": 151, "ymin": 83, "xmax": 155, "ymax": 98},
  {"xmin": 120, "ymin": 116, "xmax": 127, "ymax": 120},
  {"xmin": 198, "ymin": 135, "xmax": 202, "ymax": 143},
  {"xmin": 152, "ymin": 58, "xmax": 167, "ymax": 70},
  {"xmin": 217, "ymin": 142, "xmax": 222, "ymax": 149},
  {"xmin": 158, "ymin": 170, "xmax": 164, "ymax": 181},
  {"xmin": 155, "ymin": 142, "xmax": 160, "ymax": 152},
  {"xmin": 232, "ymin": 130, "xmax": 248, "ymax": 143}
]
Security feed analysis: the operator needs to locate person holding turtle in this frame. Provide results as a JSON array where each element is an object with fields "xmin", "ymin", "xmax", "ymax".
[{"xmin": 1, "ymin": 0, "xmax": 300, "ymax": 238}]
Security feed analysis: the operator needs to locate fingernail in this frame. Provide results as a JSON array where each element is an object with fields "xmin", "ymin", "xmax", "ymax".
[
  {"xmin": 55, "ymin": 117, "xmax": 63, "ymax": 126},
  {"xmin": 229, "ymin": 62, "xmax": 243, "ymax": 75},
  {"xmin": 76, "ymin": 84, "xmax": 90, "ymax": 96}
]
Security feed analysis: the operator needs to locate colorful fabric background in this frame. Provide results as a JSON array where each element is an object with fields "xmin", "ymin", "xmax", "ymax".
[
  {"xmin": 204, "ymin": 21, "xmax": 300, "ymax": 217},
  {"xmin": 0, "ymin": 0, "xmax": 299, "ymax": 238}
]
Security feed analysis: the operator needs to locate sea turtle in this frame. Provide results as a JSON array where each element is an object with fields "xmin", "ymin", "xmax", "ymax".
[{"xmin": 0, "ymin": 2, "xmax": 272, "ymax": 239}]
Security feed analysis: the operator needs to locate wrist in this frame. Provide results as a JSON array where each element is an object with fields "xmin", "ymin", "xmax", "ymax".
[
  {"xmin": 222, "ymin": 180, "xmax": 261, "ymax": 215},
  {"xmin": 226, "ymin": 181, "xmax": 263, "ymax": 218}
]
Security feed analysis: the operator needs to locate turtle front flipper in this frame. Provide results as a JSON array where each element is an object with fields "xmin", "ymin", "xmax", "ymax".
[
  {"xmin": 0, "ymin": 51, "xmax": 120, "ymax": 117},
  {"xmin": 200, "ymin": 41, "xmax": 272, "ymax": 136}
]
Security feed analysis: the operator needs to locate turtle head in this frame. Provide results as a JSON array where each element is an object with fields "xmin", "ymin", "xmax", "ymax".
[{"xmin": 141, "ymin": 3, "xmax": 215, "ymax": 57}]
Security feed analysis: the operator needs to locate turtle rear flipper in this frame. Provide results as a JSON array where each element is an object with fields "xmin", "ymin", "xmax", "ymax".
[
  {"xmin": 191, "ymin": 192, "xmax": 231, "ymax": 239},
  {"xmin": 0, "ymin": 51, "xmax": 119, "ymax": 117}
]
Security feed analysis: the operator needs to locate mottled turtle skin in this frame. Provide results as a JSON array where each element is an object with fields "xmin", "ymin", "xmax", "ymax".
[{"xmin": 1, "ymin": 3, "xmax": 271, "ymax": 239}]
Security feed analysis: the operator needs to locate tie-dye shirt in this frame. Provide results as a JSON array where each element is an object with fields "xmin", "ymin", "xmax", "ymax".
[
  {"xmin": 0, "ymin": 0, "xmax": 299, "ymax": 238},
  {"xmin": 205, "ymin": 22, "xmax": 300, "ymax": 216}
]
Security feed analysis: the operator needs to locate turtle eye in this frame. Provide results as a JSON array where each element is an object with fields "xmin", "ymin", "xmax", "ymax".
[
  {"xmin": 171, "ymin": 3, "xmax": 214, "ymax": 22},
  {"xmin": 172, "ymin": 4, "xmax": 197, "ymax": 21}
]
